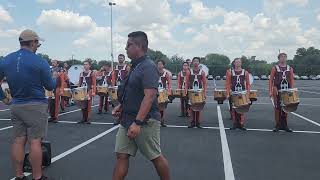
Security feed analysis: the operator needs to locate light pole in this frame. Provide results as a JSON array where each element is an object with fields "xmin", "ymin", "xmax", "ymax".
[{"xmin": 109, "ymin": 2, "xmax": 116, "ymax": 70}]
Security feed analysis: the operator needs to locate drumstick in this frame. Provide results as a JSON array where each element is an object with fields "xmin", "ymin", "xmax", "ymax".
[{"xmin": 270, "ymin": 97, "xmax": 275, "ymax": 108}]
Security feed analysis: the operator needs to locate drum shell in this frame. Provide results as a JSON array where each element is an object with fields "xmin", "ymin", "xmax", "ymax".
[
  {"xmin": 231, "ymin": 93, "xmax": 250, "ymax": 108},
  {"xmin": 214, "ymin": 90, "xmax": 226, "ymax": 102},
  {"xmin": 72, "ymin": 87, "xmax": 87, "ymax": 101},
  {"xmin": 158, "ymin": 90, "xmax": 169, "ymax": 104},
  {"xmin": 249, "ymin": 90, "xmax": 258, "ymax": 101},
  {"xmin": 63, "ymin": 88, "xmax": 72, "ymax": 98},
  {"xmin": 109, "ymin": 87, "xmax": 118, "ymax": 102},
  {"xmin": 97, "ymin": 86, "xmax": 108, "ymax": 96},
  {"xmin": 280, "ymin": 89, "xmax": 299, "ymax": 106},
  {"xmin": 188, "ymin": 90, "xmax": 205, "ymax": 105}
]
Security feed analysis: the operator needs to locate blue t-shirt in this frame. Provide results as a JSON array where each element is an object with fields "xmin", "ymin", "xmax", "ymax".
[{"xmin": 0, "ymin": 48, "xmax": 55, "ymax": 104}]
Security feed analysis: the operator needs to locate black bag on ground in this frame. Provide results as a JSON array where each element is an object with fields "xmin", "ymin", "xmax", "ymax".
[{"xmin": 23, "ymin": 141, "xmax": 52, "ymax": 172}]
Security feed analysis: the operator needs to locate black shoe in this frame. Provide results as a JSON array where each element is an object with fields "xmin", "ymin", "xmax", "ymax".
[
  {"xmin": 84, "ymin": 121, "xmax": 91, "ymax": 124},
  {"xmin": 113, "ymin": 121, "xmax": 120, "ymax": 125},
  {"xmin": 196, "ymin": 124, "xmax": 203, "ymax": 129},
  {"xmin": 32, "ymin": 175, "xmax": 49, "ymax": 180},
  {"xmin": 104, "ymin": 111, "xmax": 109, "ymax": 114},
  {"xmin": 273, "ymin": 128, "xmax": 280, "ymax": 132},
  {"xmin": 284, "ymin": 128, "xmax": 293, "ymax": 132},
  {"xmin": 77, "ymin": 120, "xmax": 85, "ymax": 124},
  {"xmin": 97, "ymin": 111, "xmax": 102, "ymax": 114},
  {"xmin": 15, "ymin": 176, "xmax": 27, "ymax": 180},
  {"xmin": 61, "ymin": 109, "xmax": 65, "ymax": 113},
  {"xmin": 239, "ymin": 127, "xmax": 247, "ymax": 131},
  {"xmin": 161, "ymin": 123, "xmax": 167, "ymax": 127},
  {"xmin": 230, "ymin": 127, "xmax": 236, "ymax": 130},
  {"xmin": 188, "ymin": 124, "xmax": 195, "ymax": 128}
]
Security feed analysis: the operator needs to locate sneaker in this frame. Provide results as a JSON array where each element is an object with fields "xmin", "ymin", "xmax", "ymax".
[
  {"xmin": 161, "ymin": 122, "xmax": 167, "ymax": 127},
  {"xmin": 77, "ymin": 120, "xmax": 85, "ymax": 124},
  {"xmin": 15, "ymin": 176, "xmax": 27, "ymax": 180},
  {"xmin": 97, "ymin": 111, "xmax": 102, "ymax": 114},
  {"xmin": 84, "ymin": 121, "xmax": 91, "ymax": 124},
  {"xmin": 32, "ymin": 175, "xmax": 49, "ymax": 180},
  {"xmin": 196, "ymin": 124, "xmax": 203, "ymax": 129},
  {"xmin": 284, "ymin": 128, "xmax": 293, "ymax": 132},
  {"xmin": 273, "ymin": 128, "xmax": 279, "ymax": 132},
  {"xmin": 239, "ymin": 127, "xmax": 247, "ymax": 131},
  {"xmin": 48, "ymin": 117, "xmax": 56, "ymax": 122}
]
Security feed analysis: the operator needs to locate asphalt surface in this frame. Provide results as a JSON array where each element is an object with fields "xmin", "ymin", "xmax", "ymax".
[{"xmin": 0, "ymin": 80, "xmax": 319, "ymax": 180}]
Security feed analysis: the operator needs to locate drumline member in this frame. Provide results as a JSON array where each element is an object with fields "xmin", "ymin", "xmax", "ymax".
[
  {"xmin": 186, "ymin": 58, "xmax": 191, "ymax": 68},
  {"xmin": 97, "ymin": 63, "xmax": 113, "ymax": 114},
  {"xmin": 59, "ymin": 67, "xmax": 70, "ymax": 112},
  {"xmin": 112, "ymin": 54, "xmax": 129, "ymax": 86},
  {"xmin": 78, "ymin": 60, "xmax": 96, "ymax": 124},
  {"xmin": 269, "ymin": 53, "xmax": 294, "ymax": 132},
  {"xmin": 225, "ymin": 58, "xmax": 250, "ymax": 130},
  {"xmin": 157, "ymin": 59, "xmax": 172, "ymax": 127},
  {"xmin": 177, "ymin": 61, "xmax": 190, "ymax": 117},
  {"xmin": 48, "ymin": 60, "xmax": 64, "ymax": 123},
  {"xmin": 188, "ymin": 57, "xmax": 207, "ymax": 128}
]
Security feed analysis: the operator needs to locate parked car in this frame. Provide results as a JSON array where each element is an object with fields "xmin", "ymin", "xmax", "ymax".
[
  {"xmin": 316, "ymin": 75, "xmax": 320, "ymax": 80},
  {"xmin": 223, "ymin": 76, "xmax": 226, "ymax": 80},
  {"xmin": 215, "ymin": 76, "xmax": 221, "ymax": 80},
  {"xmin": 294, "ymin": 75, "xmax": 300, "ymax": 80},
  {"xmin": 253, "ymin": 76, "xmax": 260, "ymax": 80},
  {"xmin": 268, "ymin": 75, "xmax": 270, "ymax": 80},
  {"xmin": 300, "ymin": 76, "xmax": 309, "ymax": 80},
  {"xmin": 172, "ymin": 75, "xmax": 177, "ymax": 80},
  {"xmin": 207, "ymin": 75, "xmax": 214, "ymax": 80},
  {"xmin": 260, "ymin": 75, "xmax": 268, "ymax": 80}
]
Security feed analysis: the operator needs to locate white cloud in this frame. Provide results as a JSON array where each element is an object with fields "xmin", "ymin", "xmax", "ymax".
[
  {"xmin": 317, "ymin": 14, "xmax": 320, "ymax": 21},
  {"xmin": 36, "ymin": 9, "xmax": 96, "ymax": 32},
  {"xmin": 263, "ymin": 0, "xmax": 309, "ymax": 15},
  {"xmin": 36, "ymin": 0, "xmax": 56, "ymax": 4},
  {"xmin": 0, "ymin": 5, "xmax": 13, "ymax": 23},
  {"xmin": 0, "ymin": 28, "xmax": 22, "ymax": 38}
]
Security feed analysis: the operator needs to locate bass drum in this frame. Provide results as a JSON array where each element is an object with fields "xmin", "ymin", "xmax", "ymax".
[{"xmin": 68, "ymin": 65, "xmax": 84, "ymax": 86}]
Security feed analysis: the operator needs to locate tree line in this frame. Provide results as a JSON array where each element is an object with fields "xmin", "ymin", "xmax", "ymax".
[{"xmin": 1, "ymin": 47, "xmax": 319, "ymax": 76}]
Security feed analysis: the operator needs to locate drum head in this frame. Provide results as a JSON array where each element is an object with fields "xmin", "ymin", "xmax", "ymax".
[
  {"xmin": 68, "ymin": 65, "xmax": 84, "ymax": 85},
  {"xmin": 283, "ymin": 103, "xmax": 299, "ymax": 113},
  {"xmin": 233, "ymin": 104, "xmax": 250, "ymax": 114}
]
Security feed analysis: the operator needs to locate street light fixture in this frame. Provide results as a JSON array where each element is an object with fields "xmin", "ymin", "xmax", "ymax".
[{"xmin": 109, "ymin": 2, "xmax": 116, "ymax": 70}]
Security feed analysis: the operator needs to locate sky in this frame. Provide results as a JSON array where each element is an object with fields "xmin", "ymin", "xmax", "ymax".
[{"xmin": 0, "ymin": 0, "xmax": 319, "ymax": 63}]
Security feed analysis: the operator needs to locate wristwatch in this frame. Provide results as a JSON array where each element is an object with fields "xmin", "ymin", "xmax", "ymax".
[{"xmin": 134, "ymin": 119, "xmax": 146, "ymax": 126}]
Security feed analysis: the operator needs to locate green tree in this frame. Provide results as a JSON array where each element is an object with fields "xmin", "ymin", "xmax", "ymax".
[
  {"xmin": 166, "ymin": 55, "xmax": 184, "ymax": 74},
  {"xmin": 205, "ymin": 53, "xmax": 230, "ymax": 76},
  {"xmin": 147, "ymin": 48, "xmax": 169, "ymax": 63},
  {"xmin": 293, "ymin": 47, "xmax": 320, "ymax": 76},
  {"xmin": 37, "ymin": 53, "xmax": 51, "ymax": 63}
]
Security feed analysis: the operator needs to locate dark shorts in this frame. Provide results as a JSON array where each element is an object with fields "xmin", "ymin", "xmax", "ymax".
[{"xmin": 11, "ymin": 103, "xmax": 48, "ymax": 139}]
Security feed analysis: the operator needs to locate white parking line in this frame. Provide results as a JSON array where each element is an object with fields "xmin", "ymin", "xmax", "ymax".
[
  {"xmin": 0, "ymin": 126, "xmax": 12, "ymax": 131},
  {"xmin": 299, "ymin": 90, "xmax": 320, "ymax": 95},
  {"xmin": 10, "ymin": 125, "xmax": 119, "ymax": 180},
  {"xmin": 0, "ymin": 108, "xmax": 10, "ymax": 112},
  {"xmin": 291, "ymin": 112, "xmax": 320, "ymax": 127},
  {"xmin": 217, "ymin": 105, "xmax": 235, "ymax": 180}
]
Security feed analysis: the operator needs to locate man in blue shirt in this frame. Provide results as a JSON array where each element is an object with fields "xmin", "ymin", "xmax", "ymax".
[{"xmin": 0, "ymin": 29, "xmax": 55, "ymax": 180}]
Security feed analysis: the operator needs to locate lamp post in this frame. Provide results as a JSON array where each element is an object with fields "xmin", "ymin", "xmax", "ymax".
[{"xmin": 109, "ymin": 2, "xmax": 116, "ymax": 70}]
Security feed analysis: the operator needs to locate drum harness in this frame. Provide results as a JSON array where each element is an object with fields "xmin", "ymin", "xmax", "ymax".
[
  {"xmin": 190, "ymin": 69, "xmax": 203, "ymax": 91},
  {"xmin": 276, "ymin": 65, "xmax": 291, "ymax": 107},
  {"xmin": 158, "ymin": 70, "xmax": 167, "ymax": 90},
  {"xmin": 232, "ymin": 69, "xmax": 245, "ymax": 93},
  {"xmin": 116, "ymin": 64, "xmax": 127, "ymax": 86}
]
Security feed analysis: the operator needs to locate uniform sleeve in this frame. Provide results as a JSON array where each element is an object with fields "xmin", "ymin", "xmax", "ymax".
[
  {"xmin": 166, "ymin": 73, "xmax": 172, "ymax": 91},
  {"xmin": 269, "ymin": 67, "xmax": 276, "ymax": 95},
  {"xmin": 78, "ymin": 73, "xmax": 83, "ymax": 87},
  {"xmin": 143, "ymin": 63, "xmax": 159, "ymax": 90},
  {"xmin": 111, "ymin": 71, "xmax": 116, "ymax": 86},
  {"xmin": 40, "ymin": 60, "xmax": 55, "ymax": 91},
  {"xmin": 185, "ymin": 71, "xmax": 190, "ymax": 92},
  {"xmin": 290, "ymin": 68, "xmax": 295, "ymax": 88},
  {"xmin": 202, "ymin": 71, "xmax": 207, "ymax": 93},
  {"xmin": 245, "ymin": 71, "xmax": 251, "ymax": 93},
  {"xmin": 177, "ymin": 72, "xmax": 182, "ymax": 88},
  {"xmin": 225, "ymin": 70, "xmax": 231, "ymax": 97},
  {"xmin": 91, "ymin": 73, "xmax": 96, "ymax": 93}
]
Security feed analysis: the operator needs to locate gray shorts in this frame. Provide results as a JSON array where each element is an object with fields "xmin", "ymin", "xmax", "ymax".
[
  {"xmin": 11, "ymin": 103, "xmax": 48, "ymax": 139},
  {"xmin": 115, "ymin": 119, "xmax": 161, "ymax": 160}
]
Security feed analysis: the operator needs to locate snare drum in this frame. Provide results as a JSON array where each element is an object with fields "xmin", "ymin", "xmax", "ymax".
[
  {"xmin": 158, "ymin": 89, "xmax": 169, "ymax": 110},
  {"xmin": 108, "ymin": 86, "xmax": 118, "ymax": 102},
  {"xmin": 188, "ymin": 89, "xmax": 205, "ymax": 111},
  {"xmin": 214, "ymin": 89, "xmax": 227, "ymax": 104},
  {"xmin": 97, "ymin": 86, "xmax": 108, "ymax": 96},
  {"xmin": 2, "ymin": 88, "xmax": 12, "ymax": 104},
  {"xmin": 231, "ymin": 91, "xmax": 250, "ymax": 114},
  {"xmin": 63, "ymin": 88, "xmax": 72, "ymax": 98},
  {"xmin": 72, "ymin": 87, "xmax": 87, "ymax": 101},
  {"xmin": 249, "ymin": 90, "xmax": 258, "ymax": 102},
  {"xmin": 45, "ymin": 90, "xmax": 54, "ymax": 99},
  {"xmin": 171, "ymin": 89, "xmax": 184, "ymax": 98},
  {"xmin": 279, "ymin": 88, "xmax": 299, "ymax": 112}
]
